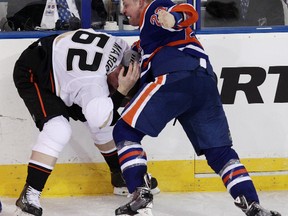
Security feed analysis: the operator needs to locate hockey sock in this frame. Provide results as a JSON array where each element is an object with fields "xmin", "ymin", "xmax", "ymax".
[
  {"xmin": 219, "ymin": 159, "xmax": 259, "ymax": 203},
  {"xmin": 100, "ymin": 149, "xmax": 121, "ymax": 173},
  {"xmin": 204, "ymin": 146, "xmax": 259, "ymax": 203},
  {"xmin": 26, "ymin": 160, "xmax": 53, "ymax": 192},
  {"xmin": 117, "ymin": 141, "xmax": 147, "ymax": 193},
  {"xmin": 113, "ymin": 120, "xmax": 147, "ymax": 193}
]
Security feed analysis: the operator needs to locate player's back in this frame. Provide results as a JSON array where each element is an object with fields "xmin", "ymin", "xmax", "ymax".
[{"xmin": 52, "ymin": 28, "xmax": 130, "ymax": 106}]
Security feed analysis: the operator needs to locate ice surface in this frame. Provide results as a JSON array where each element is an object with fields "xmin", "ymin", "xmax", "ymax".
[{"xmin": 1, "ymin": 191, "xmax": 287, "ymax": 216}]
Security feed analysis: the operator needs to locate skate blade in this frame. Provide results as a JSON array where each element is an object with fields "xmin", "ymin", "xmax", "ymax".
[
  {"xmin": 137, "ymin": 205, "xmax": 153, "ymax": 216},
  {"xmin": 115, "ymin": 203, "xmax": 153, "ymax": 216},
  {"xmin": 14, "ymin": 207, "xmax": 35, "ymax": 216},
  {"xmin": 136, "ymin": 202, "xmax": 153, "ymax": 216},
  {"xmin": 114, "ymin": 187, "xmax": 129, "ymax": 196},
  {"xmin": 114, "ymin": 185, "xmax": 161, "ymax": 197},
  {"xmin": 151, "ymin": 187, "xmax": 160, "ymax": 195}
]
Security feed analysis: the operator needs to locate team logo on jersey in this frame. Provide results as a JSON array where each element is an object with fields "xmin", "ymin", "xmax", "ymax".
[{"xmin": 150, "ymin": 7, "xmax": 167, "ymax": 26}]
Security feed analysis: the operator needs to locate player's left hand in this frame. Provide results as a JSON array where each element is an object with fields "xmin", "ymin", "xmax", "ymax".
[
  {"xmin": 117, "ymin": 62, "xmax": 140, "ymax": 96},
  {"xmin": 157, "ymin": 10, "xmax": 175, "ymax": 28}
]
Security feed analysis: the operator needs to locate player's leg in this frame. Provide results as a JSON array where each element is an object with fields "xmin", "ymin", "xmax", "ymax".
[
  {"xmin": 113, "ymin": 75, "xmax": 181, "ymax": 193},
  {"xmin": 14, "ymin": 62, "xmax": 70, "ymax": 216},
  {"xmin": 95, "ymin": 140, "xmax": 128, "ymax": 195},
  {"xmin": 96, "ymin": 140, "xmax": 162, "ymax": 196},
  {"xmin": 69, "ymin": 104, "xmax": 159, "ymax": 197},
  {"xmin": 204, "ymin": 147, "xmax": 281, "ymax": 216},
  {"xmin": 113, "ymin": 73, "xmax": 191, "ymax": 215},
  {"xmin": 95, "ymin": 137, "xmax": 159, "ymax": 197},
  {"xmin": 179, "ymin": 65, "xmax": 281, "ymax": 216},
  {"xmin": 16, "ymin": 116, "xmax": 71, "ymax": 216},
  {"xmin": 85, "ymin": 120, "xmax": 128, "ymax": 195},
  {"xmin": 113, "ymin": 119, "xmax": 154, "ymax": 216},
  {"xmin": 68, "ymin": 103, "xmax": 128, "ymax": 195}
]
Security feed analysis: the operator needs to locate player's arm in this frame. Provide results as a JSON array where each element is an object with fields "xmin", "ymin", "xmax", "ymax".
[
  {"xmin": 109, "ymin": 62, "xmax": 140, "ymax": 125},
  {"xmin": 157, "ymin": 3, "xmax": 198, "ymax": 29}
]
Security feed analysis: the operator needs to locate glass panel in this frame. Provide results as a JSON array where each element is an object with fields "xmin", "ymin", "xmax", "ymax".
[
  {"xmin": 0, "ymin": 0, "xmax": 8, "ymax": 31},
  {"xmin": 2, "ymin": 0, "xmax": 82, "ymax": 31},
  {"xmin": 201, "ymin": 0, "xmax": 286, "ymax": 28},
  {"xmin": 90, "ymin": 0, "xmax": 108, "ymax": 29},
  {"xmin": 1, "ymin": 0, "xmax": 288, "ymax": 32},
  {"xmin": 103, "ymin": 0, "xmax": 121, "ymax": 30},
  {"xmin": 3, "ymin": 0, "xmax": 46, "ymax": 31},
  {"xmin": 0, "ymin": 0, "xmax": 198, "ymax": 32}
]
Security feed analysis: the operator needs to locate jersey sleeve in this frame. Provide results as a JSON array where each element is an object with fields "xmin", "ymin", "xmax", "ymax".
[{"xmin": 169, "ymin": 3, "xmax": 198, "ymax": 29}]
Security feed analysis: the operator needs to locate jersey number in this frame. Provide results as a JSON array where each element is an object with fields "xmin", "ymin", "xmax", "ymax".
[{"xmin": 67, "ymin": 30, "xmax": 109, "ymax": 71}]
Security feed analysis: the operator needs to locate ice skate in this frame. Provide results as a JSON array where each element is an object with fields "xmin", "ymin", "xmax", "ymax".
[
  {"xmin": 112, "ymin": 172, "xmax": 160, "ymax": 196},
  {"xmin": 235, "ymin": 195, "xmax": 281, "ymax": 216},
  {"xmin": 115, "ymin": 174, "xmax": 153, "ymax": 216},
  {"xmin": 112, "ymin": 171, "xmax": 129, "ymax": 196},
  {"xmin": 15, "ymin": 184, "xmax": 42, "ymax": 216},
  {"xmin": 150, "ymin": 176, "xmax": 160, "ymax": 196}
]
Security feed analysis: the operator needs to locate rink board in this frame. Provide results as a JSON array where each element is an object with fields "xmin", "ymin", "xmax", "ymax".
[
  {"xmin": 0, "ymin": 158, "xmax": 287, "ymax": 197},
  {"xmin": 1, "ymin": 33, "xmax": 288, "ymax": 197}
]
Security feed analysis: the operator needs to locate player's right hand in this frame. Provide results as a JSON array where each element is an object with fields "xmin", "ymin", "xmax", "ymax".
[{"xmin": 157, "ymin": 10, "xmax": 176, "ymax": 28}]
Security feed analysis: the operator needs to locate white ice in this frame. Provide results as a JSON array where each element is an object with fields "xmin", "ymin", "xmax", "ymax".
[{"xmin": 1, "ymin": 191, "xmax": 287, "ymax": 216}]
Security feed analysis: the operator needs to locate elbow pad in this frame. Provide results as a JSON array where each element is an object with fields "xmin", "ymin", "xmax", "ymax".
[{"xmin": 83, "ymin": 97, "xmax": 114, "ymax": 129}]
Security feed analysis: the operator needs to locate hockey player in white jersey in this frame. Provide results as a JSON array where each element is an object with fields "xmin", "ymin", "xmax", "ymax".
[{"xmin": 13, "ymin": 28, "xmax": 156, "ymax": 216}]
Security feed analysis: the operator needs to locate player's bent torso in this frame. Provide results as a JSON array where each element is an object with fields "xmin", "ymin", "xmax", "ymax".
[{"xmin": 52, "ymin": 28, "xmax": 130, "ymax": 107}]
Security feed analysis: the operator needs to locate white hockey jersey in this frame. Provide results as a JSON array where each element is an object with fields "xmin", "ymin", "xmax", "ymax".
[{"xmin": 52, "ymin": 28, "xmax": 130, "ymax": 129}]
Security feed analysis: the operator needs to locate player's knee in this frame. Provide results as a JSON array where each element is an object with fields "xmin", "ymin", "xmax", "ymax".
[
  {"xmin": 44, "ymin": 116, "xmax": 72, "ymax": 144},
  {"xmin": 204, "ymin": 146, "xmax": 239, "ymax": 174},
  {"xmin": 113, "ymin": 119, "xmax": 145, "ymax": 145},
  {"xmin": 33, "ymin": 116, "xmax": 72, "ymax": 157}
]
